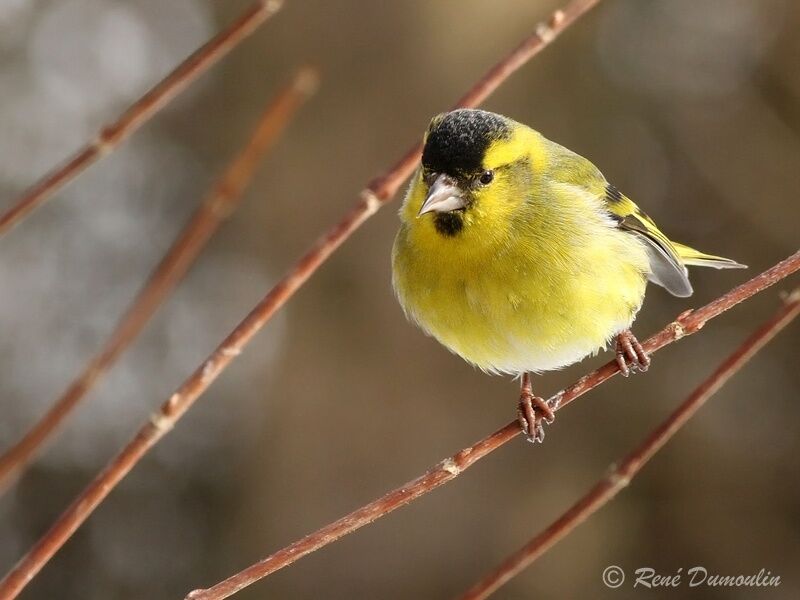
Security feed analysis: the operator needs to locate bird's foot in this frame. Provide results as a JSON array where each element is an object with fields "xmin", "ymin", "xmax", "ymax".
[
  {"xmin": 517, "ymin": 373, "xmax": 555, "ymax": 443},
  {"xmin": 615, "ymin": 329, "xmax": 650, "ymax": 377}
]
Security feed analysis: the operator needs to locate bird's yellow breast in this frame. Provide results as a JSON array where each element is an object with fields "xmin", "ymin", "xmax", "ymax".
[{"xmin": 392, "ymin": 176, "xmax": 650, "ymax": 374}]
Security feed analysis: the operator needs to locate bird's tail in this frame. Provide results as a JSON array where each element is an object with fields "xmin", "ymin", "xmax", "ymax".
[{"xmin": 673, "ymin": 242, "xmax": 747, "ymax": 270}]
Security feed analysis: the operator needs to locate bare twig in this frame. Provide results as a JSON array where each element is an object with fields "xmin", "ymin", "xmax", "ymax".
[
  {"xmin": 0, "ymin": 0, "xmax": 284, "ymax": 236},
  {"xmin": 183, "ymin": 250, "xmax": 800, "ymax": 600},
  {"xmin": 0, "ymin": 68, "xmax": 317, "ymax": 494},
  {"xmin": 0, "ymin": 2, "xmax": 603, "ymax": 598},
  {"xmin": 460, "ymin": 290, "xmax": 800, "ymax": 600}
]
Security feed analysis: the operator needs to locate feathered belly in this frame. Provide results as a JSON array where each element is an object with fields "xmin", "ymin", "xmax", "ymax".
[{"xmin": 394, "ymin": 255, "xmax": 647, "ymax": 375}]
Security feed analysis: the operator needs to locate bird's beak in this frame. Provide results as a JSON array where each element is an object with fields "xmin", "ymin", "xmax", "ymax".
[{"xmin": 418, "ymin": 174, "xmax": 465, "ymax": 217}]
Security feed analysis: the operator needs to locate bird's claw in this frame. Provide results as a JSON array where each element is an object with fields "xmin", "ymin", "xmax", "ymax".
[
  {"xmin": 517, "ymin": 391, "xmax": 555, "ymax": 444},
  {"xmin": 615, "ymin": 329, "xmax": 650, "ymax": 377}
]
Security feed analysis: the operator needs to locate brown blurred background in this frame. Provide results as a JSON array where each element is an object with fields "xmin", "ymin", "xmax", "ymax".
[{"xmin": 1, "ymin": 0, "xmax": 799, "ymax": 598}]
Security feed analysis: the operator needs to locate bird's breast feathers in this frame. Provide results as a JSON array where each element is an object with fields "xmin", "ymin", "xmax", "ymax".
[{"xmin": 392, "ymin": 210, "xmax": 650, "ymax": 374}]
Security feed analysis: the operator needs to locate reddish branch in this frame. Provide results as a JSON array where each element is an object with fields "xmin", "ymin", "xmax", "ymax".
[
  {"xmin": 182, "ymin": 250, "xmax": 800, "ymax": 600},
  {"xmin": 0, "ymin": 0, "xmax": 284, "ymax": 236},
  {"xmin": 0, "ymin": 2, "xmax": 603, "ymax": 598},
  {"xmin": 0, "ymin": 68, "xmax": 317, "ymax": 494},
  {"xmin": 460, "ymin": 290, "xmax": 800, "ymax": 600}
]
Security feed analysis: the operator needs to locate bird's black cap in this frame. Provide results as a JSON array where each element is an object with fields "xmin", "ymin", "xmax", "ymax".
[{"xmin": 421, "ymin": 109, "xmax": 511, "ymax": 176}]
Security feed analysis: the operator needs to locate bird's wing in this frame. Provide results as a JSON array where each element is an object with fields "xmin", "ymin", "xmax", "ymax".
[
  {"xmin": 544, "ymin": 139, "xmax": 693, "ymax": 296},
  {"xmin": 602, "ymin": 183, "xmax": 693, "ymax": 297}
]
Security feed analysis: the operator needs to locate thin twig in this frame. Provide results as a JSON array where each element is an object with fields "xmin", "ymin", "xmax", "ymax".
[
  {"xmin": 183, "ymin": 250, "xmax": 800, "ymax": 600},
  {"xmin": 0, "ymin": 0, "xmax": 284, "ymax": 236},
  {"xmin": 460, "ymin": 290, "xmax": 800, "ymax": 600},
  {"xmin": 0, "ymin": 68, "xmax": 318, "ymax": 494},
  {"xmin": 0, "ymin": 2, "xmax": 603, "ymax": 598}
]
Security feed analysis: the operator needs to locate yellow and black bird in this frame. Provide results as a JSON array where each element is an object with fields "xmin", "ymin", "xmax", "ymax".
[{"xmin": 392, "ymin": 109, "xmax": 744, "ymax": 441}]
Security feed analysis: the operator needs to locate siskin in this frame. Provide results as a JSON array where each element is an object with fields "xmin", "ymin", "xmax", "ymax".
[{"xmin": 392, "ymin": 109, "xmax": 745, "ymax": 442}]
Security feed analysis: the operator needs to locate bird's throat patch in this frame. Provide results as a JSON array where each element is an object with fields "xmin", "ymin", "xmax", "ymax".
[{"xmin": 433, "ymin": 212, "xmax": 464, "ymax": 236}]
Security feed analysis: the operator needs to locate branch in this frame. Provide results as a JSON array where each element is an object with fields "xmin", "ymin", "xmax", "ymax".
[
  {"xmin": 183, "ymin": 250, "xmax": 800, "ymax": 600},
  {"xmin": 460, "ymin": 289, "xmax": 800, "ymax": 600},
  {"xmin": 0, "ymin": 0, "xmax": 284, "ymax": 236},
  {"xmin": 0, "ymin": 1, "xmax": 603, "ymax": 597},
  {"xmin": 0, "ymin": 68, "xmax": 317, "ymax": 494}
]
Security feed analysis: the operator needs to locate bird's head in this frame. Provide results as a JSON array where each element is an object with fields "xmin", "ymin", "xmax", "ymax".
[{"xmin": 404, "ymin": 109, "xmax": 543, "ymax": 243}]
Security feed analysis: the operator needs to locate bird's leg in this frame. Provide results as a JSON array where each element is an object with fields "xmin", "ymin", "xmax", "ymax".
[
  {"xmin": 614, "ymin": 329, "xmax": 650, "ymax": 377},
  {"xmin": 517, "ymin": 372, "xmax": 555, "ymax": 443}
]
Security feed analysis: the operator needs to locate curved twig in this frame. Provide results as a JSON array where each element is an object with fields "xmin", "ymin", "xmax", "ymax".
[
  {"xmin": 0, "ymin": 0, "xmax": 284, "ymax": 236},
  {"xmin": 184, "ymin": 252, "xmax": 800, "ymax": 599},
  {"xmin": 459, "ymin": 289, "xmax": 800, "ymax": 600}
]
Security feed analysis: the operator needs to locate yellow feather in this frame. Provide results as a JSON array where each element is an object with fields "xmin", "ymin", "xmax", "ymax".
[{"xmin": 672, "ymin": 242, "xmax": 747, "ymax": 269}]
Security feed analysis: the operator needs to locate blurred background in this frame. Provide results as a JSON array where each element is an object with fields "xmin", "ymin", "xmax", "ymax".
[{"xmin": 1, "ymin": 0, "xmax": 798, "ymax": 598}]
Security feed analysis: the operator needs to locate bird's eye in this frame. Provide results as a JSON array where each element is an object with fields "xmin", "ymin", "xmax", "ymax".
[{"xmin": 479, "ymin": 170, "xmax": 494, "ymax": 185}]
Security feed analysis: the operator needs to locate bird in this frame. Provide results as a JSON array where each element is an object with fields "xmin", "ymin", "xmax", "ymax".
[{"xmin": 391, "ymin": 108, "xmax": 745, "ymax": 442}]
